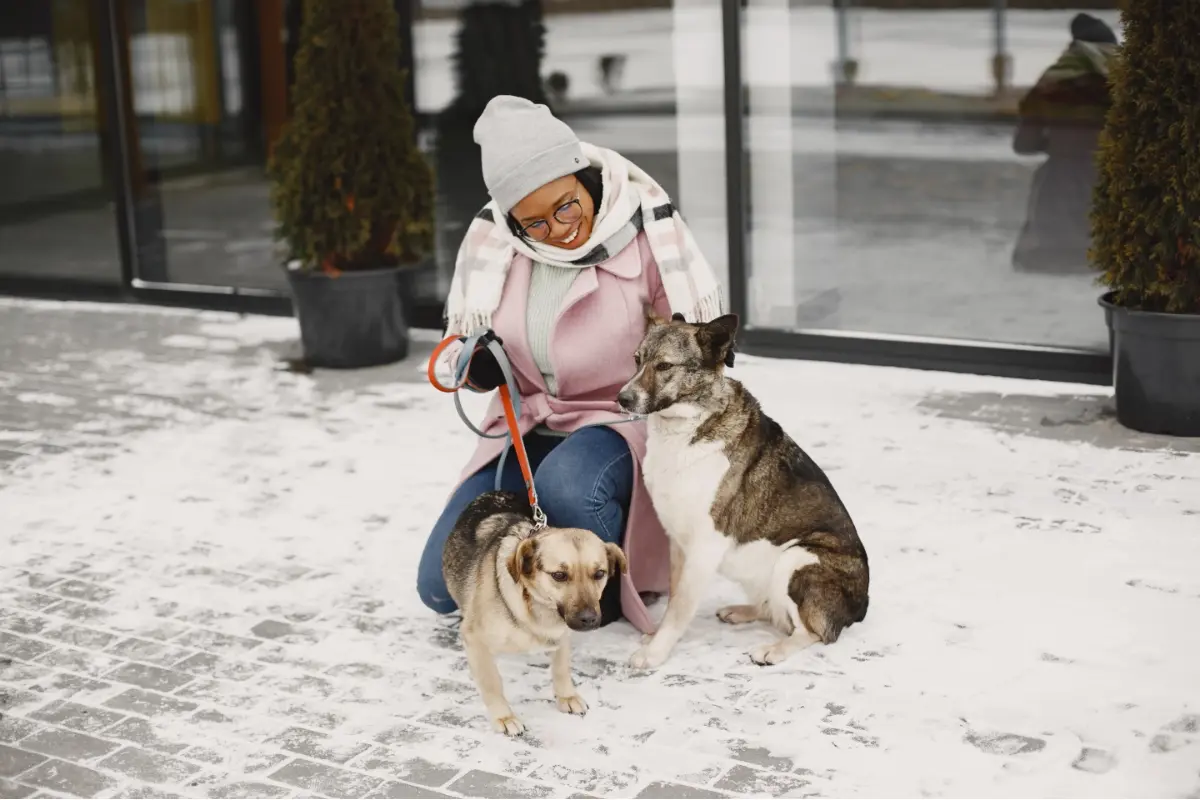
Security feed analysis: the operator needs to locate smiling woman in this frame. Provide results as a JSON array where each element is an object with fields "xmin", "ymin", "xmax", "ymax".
[{"xmin": 417, "ymin": 94, "xmax": 726, "ymax": 635}]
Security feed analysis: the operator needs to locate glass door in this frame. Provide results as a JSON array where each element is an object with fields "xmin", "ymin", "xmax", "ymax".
[
  {"xmin": 0, "ymin": 1, "xmax": 124, "ymax": 284},
  {"xmin": 113, "ymin": 0, "xmax": 286, "ymax": 291}
]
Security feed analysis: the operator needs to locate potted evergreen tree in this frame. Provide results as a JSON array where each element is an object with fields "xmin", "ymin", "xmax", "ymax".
[
  {"xmin": 268, "ymin": 0, "xmax": 434, "ymax": 369},
  {"xmin": 1091, "ymin": 0, "xmax": 1200, "ymax": 436}
]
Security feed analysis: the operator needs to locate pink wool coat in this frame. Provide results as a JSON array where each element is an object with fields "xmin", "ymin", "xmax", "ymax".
[{"xmin": 453, "ymin": 231, "xmax": 670, "ymax": 634}]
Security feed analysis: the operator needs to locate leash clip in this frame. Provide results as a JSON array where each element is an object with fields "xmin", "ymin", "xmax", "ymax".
[{"xmin": 531, "ymin": 503, "xmax": 548, "ymax": 530}]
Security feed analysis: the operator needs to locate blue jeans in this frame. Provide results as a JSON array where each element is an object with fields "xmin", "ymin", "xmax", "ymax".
[{"xmin": 417, "ymin": 425, "xmax": 634, "ymax": 616}]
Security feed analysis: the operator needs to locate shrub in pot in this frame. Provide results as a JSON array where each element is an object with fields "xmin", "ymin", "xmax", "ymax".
[
  {"xmin": 268, "ymin": 0, "xmax": 434, "ymax": 369},
  {"xmin": 1090, "ymin": 0, "xmax": 1200, "ymax": 436}
]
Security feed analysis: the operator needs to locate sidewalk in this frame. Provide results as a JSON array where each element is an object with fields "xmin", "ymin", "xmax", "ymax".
[{"xmin": 2, "ymin": 297, "xmax": 1198, "ymax": 799}]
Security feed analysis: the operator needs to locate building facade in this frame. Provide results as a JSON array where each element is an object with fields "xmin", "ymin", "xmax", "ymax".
[{"xmin": 0, "ymin": 0, "xmax": 1120, "ymax": 382}]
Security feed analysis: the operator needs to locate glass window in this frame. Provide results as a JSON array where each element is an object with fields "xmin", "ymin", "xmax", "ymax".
[
  {"xmin": 118, "ymin": 0, "xmax": 282, "ymax": 290},
  {"xmin": 0, "ymin": 2, "xmax": 123, "ymax": 283},
  {"xmin": 743, "ymin": 0, "xmax": 1120, "ymax": 351},
  {"xmin": 415, "ymin": 0, "xmax": 730, "ymax": 308}
]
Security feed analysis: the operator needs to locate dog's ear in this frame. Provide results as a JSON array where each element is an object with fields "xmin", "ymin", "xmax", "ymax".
[
  {"xmin": 605, "ymin": 542, "xmax": 628, "ymax": 577},
  {"xmin": 643, "ymin": 304, "xmax": 669, "ymax": 331},
  {"xmin": 506, "ymin": 537, "xmax": 538, "ymax": 583},
  {"xmin": 698, "ymin": 314, "xmax": 739, "ymax": 369}
]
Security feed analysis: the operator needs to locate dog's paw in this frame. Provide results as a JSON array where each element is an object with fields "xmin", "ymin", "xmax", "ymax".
[
  {"xmin": 492, "ymin": 714, "xmax": 526, "ymax": 736},
  {"xmin": 749, "ymin": 641, "xmax": 791, "ymax": 666},
  {"xmin": 717, "ymin": 604, "xmax": 759, "ymax": 625},
  {"xmin": 629, "ymin": 644, "xmax": 669, "ymax": 671},
  {"xmin": 556, "ymin": 694, "xmax": 588, "ymax": 716}
]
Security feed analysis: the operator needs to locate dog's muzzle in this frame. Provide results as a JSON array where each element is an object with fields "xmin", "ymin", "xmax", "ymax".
[{"xmin": 566, "ymin": 608, "xmax": 600, "ymax": 631}]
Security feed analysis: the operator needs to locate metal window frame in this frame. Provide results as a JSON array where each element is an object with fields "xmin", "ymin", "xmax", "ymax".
[{"xmin": 718, "ymin": 0, "xmax": 1111, "ymax": 386}]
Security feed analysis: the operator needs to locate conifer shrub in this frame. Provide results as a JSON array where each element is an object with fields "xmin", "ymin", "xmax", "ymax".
[
  {"xmin": 1090, "ymin": 0, "xmax": 1200, "ymax": 313},
  {"xmin": 268, "ymin": 0, "xmax": 433, "ymax": 273}
]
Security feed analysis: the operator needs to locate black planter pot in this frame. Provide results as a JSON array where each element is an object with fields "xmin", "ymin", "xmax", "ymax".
[
  {"xmin": 1100, "ymin": 291, "xmax": 1200, "ymax": 437},
  {"xmin": 285, "ymin": 264, "xmax": 414, "ymax": 369}
]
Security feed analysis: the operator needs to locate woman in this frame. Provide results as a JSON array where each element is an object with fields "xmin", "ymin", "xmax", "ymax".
[
  {"xmin": 417, "ymin": 95, "xmax": 723, "ymax": 633},
  {"xmin": 1011, "ymin": 13, "xmax": 1118, "ymax": 273}
]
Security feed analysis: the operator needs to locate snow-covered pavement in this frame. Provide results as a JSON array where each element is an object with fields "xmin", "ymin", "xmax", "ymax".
[{"xmin": 1, "ymin": 298, "xmax": 1198, "ymax": 799}]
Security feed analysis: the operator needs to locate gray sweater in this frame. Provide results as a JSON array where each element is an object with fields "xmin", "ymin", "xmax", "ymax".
[{"xmin": 525, "ymin": 260, "xmax": 583, "ymax": 397}]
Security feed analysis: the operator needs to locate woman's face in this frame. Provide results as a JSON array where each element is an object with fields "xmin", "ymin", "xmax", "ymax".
[{"xmin": 511, "ymin": 174, "xmax": 595, "ymax": 250}]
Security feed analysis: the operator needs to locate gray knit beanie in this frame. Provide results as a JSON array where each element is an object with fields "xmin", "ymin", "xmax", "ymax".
[{"xmin": 472, "ymin": 95, "xmax": 587, "ymax": 213}]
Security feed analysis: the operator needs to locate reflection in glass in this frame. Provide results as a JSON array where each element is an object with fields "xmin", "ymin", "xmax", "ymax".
[
  {"xmin": 121, "ymin": 0, "xmax": 281, "ymax": 289},
  {"xmin": 416, "ymin": 0, "xmax": 729, "ymax": 302},
  {"xmin": 744, "ymin": 1, "xmax": 1121, "ymax": 351},
  {"xmin": 0, "ymin": 1, "xmax": 122, "ymax": 283}
]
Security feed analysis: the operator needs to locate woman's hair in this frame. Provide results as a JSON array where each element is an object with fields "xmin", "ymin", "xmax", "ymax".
[{"xmin": 506, "ymin": 165, "xmax": 603, "ymax": 239}]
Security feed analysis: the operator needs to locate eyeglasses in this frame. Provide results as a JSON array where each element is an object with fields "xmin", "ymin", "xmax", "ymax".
[{"xmin": 519, "ymin": 198, "xmax": 584, "ymax": 242}]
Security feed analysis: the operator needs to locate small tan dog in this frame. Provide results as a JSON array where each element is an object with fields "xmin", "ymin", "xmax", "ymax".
[{"xmin": 442, "ymin": 490, "xmax": 627, "ymax": 736}]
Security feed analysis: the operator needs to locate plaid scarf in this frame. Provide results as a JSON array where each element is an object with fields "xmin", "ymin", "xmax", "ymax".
[
  {"xmin": 443, "ymin": 143, "xmax": 724, "ymax": 337},
  {"xmin": 1019, "ymin": 40, "xmax": 1118, "ymax": 125}
]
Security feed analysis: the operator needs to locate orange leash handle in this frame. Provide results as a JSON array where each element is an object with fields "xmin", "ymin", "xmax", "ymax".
[
  {"xmin": 428, "ymin": 333, "xmax": 544, "ymax": 524},
  {"xmin": 427, "ymin": 334, "xmax": 470, "ymax": 393}
]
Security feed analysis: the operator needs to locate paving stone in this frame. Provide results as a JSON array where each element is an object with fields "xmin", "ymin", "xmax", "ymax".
[
  {"xmin": 12, "ymin": 576, "xmax": 59, "ymax": 593},
  {"xmin": 373, "ymin": 724, "xmax": 439, "ymax": 747},
  {"xmin": 102, "ymin": 689, "xmax": 198, "ymax": 718},
  {"xmin": 175, "ymin": 567, "xmax": 251, "ymax": 587},
  {"xmin": 107, "ymin": 619, "xmax": 190, "ymax": 643},
  {"xmin": 0, "ymin": 745, "xmax": 47, "ymax": 778},
  {"xmin": 530, "ymin": 764, "xmax": 638, "ymax": 796},
  {"xmin": 352, "ymin": 748, "xmax": 459, "ymax": 789},
  {"xmin": 106, "ymin": 639, "xmax": 194, "ymax": 669},
  {"xmin": 268, "ymin": 728, "xmax": 370, "ymax": 765},
  {"xmin": 269, "ymin": 672, "xmax": 337, "ymax": 700},
  {"xmin": 97, "ymin": 747, "xmax": 200, "ymax": 785},
  {"xmin": 104, "ymin": 663, "xmax": 194, "ymax": 693},
  {"xmin": 38, "ymin": 624, "xmax": 118, "ymax": 651},
  {"xmin": 713, "ymin": 764, "xmax": 811, "ymax": 796},
  {"xmin": 0, "ymin": 634, "xmax": 54, "ymax": 662},
  {"xmin": 364, "ymin": 780, "xmax": 453, "ymax": 799},
  {"xmin": 177, "ymin": 745, "xmax": 285, "ymax": 773},
  {"xmin": 0, "ymin": 691, "xmax": 44, "ymax": 716},
  {"xmin": 0, "ymin": 719, "xmax": 40, "ymax": 744},
  {"xmin": 29, "ymin": 701, "xmax": 126, "ymax": 735},
  {"xmin": 0, "ymin": 612, "xmax": 51, "ymax": 637},
  {"xmin": 635, "ymin": 781, "xmax": 728, "ymax": 798},
  {"xmin": 1, "ymin": 596, "xmax": 58, "ymax": 615},
  {"xmin": 263, "ymin": 700, "xmax": 346, "ymax": 732},
  {"xmin": 15, "ymin": 759, "xmax": 115, "ymax": 798},
  {"xmin": 249, "ymin": 620, "xmax": 327, "ymax": 645},
  {"xmin": 269, "ymin": 758, "xmax": 382, "ymax": 798},
  {"xmin": 112, "ymin": 786, "xmax": 184, "ymax": 799},
  {"xmin": 48, "ymin": 581, "xmax": 115, "ymax": 605},
  {"xmin": 33, "ymin": 648, "xmax": 124, "ymax": 678},
  {"xmin": 172, "ymin": 652, "xmax": 264, "ymax": 682},
  {"xmin": 0, "ymin": 662, "xmax": 51, "ymax": 685},
  {"xmin": 447, "ymin": 771, "xmax": 555, "ymax": 799},
  {"xmin": 17, "ymin": 728, "xmax": 119, "ymax": 761},
  {"xmin": 173, "ymin": 629, "xmax": 261, "ymax": 655},
  {"xmin": 0, "ymin": 779, "xmax": 37, "ymax": 799},
  {"xmin": 41, "ymin": 601, "xmax": 113, "ymax": 624},
  {"xmin": 204, "ymin": 781, "xmax": 291, "ymax": 799},
  {"xmin": 175, "ymin": 678, "xmax": 261, "ymax": 710},
  {"xmin": 22, "ymin": 672, "xmax": 111, "ymax": 699},
  {"xmin": 102, "ymin": 718, "xmax": 189, "ymax": 755}
]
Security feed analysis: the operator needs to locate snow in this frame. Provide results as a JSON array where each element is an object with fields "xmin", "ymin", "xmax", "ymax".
[{"xmin": 2, "ymin": 303, "xmax": 1199, "ymax": 797}]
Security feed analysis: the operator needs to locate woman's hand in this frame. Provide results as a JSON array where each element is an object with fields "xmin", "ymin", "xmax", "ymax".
[{"xmin": 467, "ymin": 333, "xmax": 507, "ymax": 392}]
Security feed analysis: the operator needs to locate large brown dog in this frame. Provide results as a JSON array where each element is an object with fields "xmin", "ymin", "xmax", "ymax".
[
  {"xmin": 617, "ymin": 310, "xmax": 869, "ymax": 669},
  {"xmin": 442, "ymin": 491, "xmax": 627, "ymax": 735}
]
